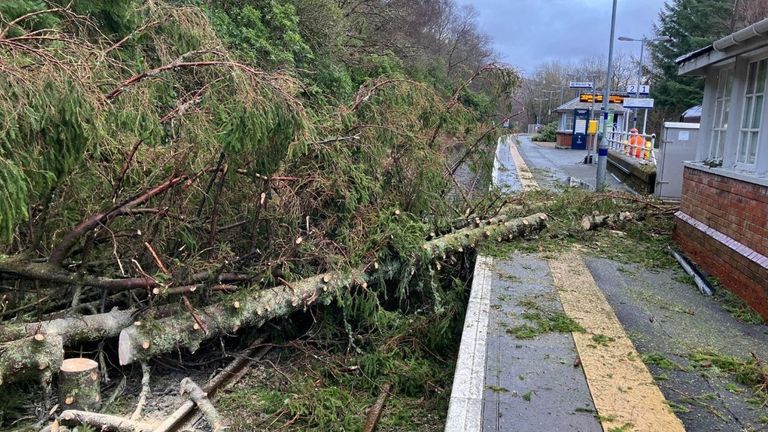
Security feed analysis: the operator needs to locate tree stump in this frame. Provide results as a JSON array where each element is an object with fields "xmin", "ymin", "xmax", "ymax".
[{"xmin": 59, "ymin": 358, "xmax": 101, "ymax": 411}]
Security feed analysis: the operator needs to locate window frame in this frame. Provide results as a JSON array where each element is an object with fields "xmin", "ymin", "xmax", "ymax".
[
  {"xmin": 709, "ymin": 68, "xmax": 733, "ymax": 161},
  {"xmin": 734, "ymin": 57, "xmax": 767, "ymax": 171}
]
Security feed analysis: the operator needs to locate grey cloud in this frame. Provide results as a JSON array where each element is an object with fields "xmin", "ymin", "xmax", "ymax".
[{"xmin": 457, "ymin": 0, "xmax": 667, "ymax": 74}]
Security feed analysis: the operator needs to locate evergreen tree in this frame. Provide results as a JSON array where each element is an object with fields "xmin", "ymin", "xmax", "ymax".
[{"xmin": 650, "ymin": 0, "xmax": 734, "ymax": 114}]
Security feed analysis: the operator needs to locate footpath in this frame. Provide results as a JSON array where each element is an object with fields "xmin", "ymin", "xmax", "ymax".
[{"xmin": 445, "ymin": 135, "xmax": 768, "ymax": 432}]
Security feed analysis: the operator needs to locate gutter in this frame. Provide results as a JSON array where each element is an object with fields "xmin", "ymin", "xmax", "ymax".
[{"xmin": 713, "ymin": 17, "xmax": 768, "ymax": 51}]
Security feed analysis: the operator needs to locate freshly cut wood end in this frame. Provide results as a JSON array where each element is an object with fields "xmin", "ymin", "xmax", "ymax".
[
  {"xmin": 295, "ymin": 236, "xmax": 303, "ymax": 245},
  {"xmin": 233, "ymin": 301, "xmax": 240, "ymax": 309},
  {"xmin": 322, "ymin": 275, "xmax": 331, "ymax": 283},
  {"xmin": 580, "ymin": 216, "xmax": 592, "ymax": 231},
  {"xmin": 33, "ymin": 333, "xmax": 45, "ymax": 342},
  {"xmin": 60, "ymin": 358, "xmax": 98, "ymax": 373},
  {"xmin": 142, "ymin": 341, "xmax": 151, "ymax": 350}
]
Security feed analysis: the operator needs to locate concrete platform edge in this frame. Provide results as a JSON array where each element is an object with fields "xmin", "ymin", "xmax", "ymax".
[{"xmin": 444, "ymin": 255, "xmax": 494, "ymax": 432}]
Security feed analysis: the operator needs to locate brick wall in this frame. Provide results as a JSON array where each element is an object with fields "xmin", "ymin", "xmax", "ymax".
[
  {"xmin": 681, "ymin": 167, "xmax": 768, "ymax": 256},
  {"xmin": 676, "ymin": 166, "xmax": 768, "ymax": 318}
]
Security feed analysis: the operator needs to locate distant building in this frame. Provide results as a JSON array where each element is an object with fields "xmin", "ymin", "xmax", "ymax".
[
  {"xmin": 554, "ymin": 97, "xmax": 628, "ymax": 149},
  {"xmin": 676, "ymin": 18, "xmax": 768, "ymax": 318}
]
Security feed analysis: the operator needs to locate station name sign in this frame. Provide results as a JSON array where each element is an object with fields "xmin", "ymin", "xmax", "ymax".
[
  {"xmin": 569, "ymin": 81, "xmax": 594, "ymax": 89},
  {"xmin": 623, "ymin": 97, "xmax": 655, "ymax": 109},
  {"xmin": 579, "ymin": 93, "xmax": 625, "ymax": 104}
]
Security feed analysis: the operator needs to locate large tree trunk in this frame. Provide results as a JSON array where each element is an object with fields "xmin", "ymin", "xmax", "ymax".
[
  {"xmin": 0, "ymin": 213, "xmax": 547, "ymax": 379},
  {"xmin": 118, "ymin": 213, "xmax": 547, "ymax": 364}
]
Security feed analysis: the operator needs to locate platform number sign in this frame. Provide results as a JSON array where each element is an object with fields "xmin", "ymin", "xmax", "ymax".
[{"xmin": 626, "ymin": 84, "xmax": 650, "ymax": 95}]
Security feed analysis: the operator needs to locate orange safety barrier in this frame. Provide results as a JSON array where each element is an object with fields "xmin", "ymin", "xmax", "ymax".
[{"xmin": 628, "ymin": 129, "xmax": 646, "ymax": 159}]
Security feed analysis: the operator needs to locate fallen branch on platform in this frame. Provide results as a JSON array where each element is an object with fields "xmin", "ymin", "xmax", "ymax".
[{"xmin": 580, "ymin": 211, "xmax": 640, "ymax": 231}]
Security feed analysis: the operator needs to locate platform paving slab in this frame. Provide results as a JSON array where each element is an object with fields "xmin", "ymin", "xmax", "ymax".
[{"xmin": 482, "ymin": 255, "xmax": 601, "ymax": 432}]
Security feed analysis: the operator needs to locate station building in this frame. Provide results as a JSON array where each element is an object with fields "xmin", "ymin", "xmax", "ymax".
[{"xmin": 676, "ymin": 18, "xmax": 768, "ymax": 318}]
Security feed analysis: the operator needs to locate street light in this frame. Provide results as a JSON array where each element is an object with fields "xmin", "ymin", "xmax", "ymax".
[
  {"xmin": 534, "ymin": 97, "xmax": 547, "ymax": 128},
  {"xmin": 618, "ymin": 35, "xmax": 672, "ymax": 128},
  {"xmin": 543, "ymin": 90, "xmax": 558, "ymax": 123}
]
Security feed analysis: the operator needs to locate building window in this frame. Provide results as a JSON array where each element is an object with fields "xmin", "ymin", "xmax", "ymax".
[
  {"xmin": 736, "ymin": 58, "xmax": 767, "ymax": 168},
  {"xmin": 560, "ymin": 113, "xmax": 574, "ymax": 131},
  {"xmin": 710, "ymin": 68, "xmax": 732, "ymax": 160}
]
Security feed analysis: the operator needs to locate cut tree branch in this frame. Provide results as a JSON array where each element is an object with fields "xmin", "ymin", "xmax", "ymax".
[{"xmin": 49, "ymin": 175, "xmax": 189, "ymax": 266}]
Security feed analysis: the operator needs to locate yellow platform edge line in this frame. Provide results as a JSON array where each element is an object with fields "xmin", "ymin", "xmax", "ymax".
[
  {"xmin": 549, "ymin": 253, "xmax": 686, "ymax": 432},
  {"xmin": 507, "ymin": 135, "xmax": 539, "ymax": 191}
]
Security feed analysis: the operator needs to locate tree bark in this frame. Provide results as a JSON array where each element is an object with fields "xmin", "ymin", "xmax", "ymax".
[
  {"xmin": 363, "ymin": 383, "xmax": 392, "ymax": 432},
  {"xmin": 179, "ymin": 377, "xmax": 226, "ymax": 431},
  {"xmin": 59, "ymin": 358, "xmax": 100, "ymax": 411},
  {"xmin": 580, "ymin": 211, "xmax": 637, "ymax": 231},
  {"xmin": 59, "ymin": 410, "xmax": 153, "ymax": 432},
  {"xmin": 0, "ymin": 334, "xmax": 63, "ymax": 385},
  {"xmin": 0, "ymin": 308, "xmax": 135, "ymax": 344}
]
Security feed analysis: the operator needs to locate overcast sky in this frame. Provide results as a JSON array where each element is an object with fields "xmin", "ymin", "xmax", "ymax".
[{"xmin": 456, "ymin": 0, "xmax": 668, "ymax": 76}]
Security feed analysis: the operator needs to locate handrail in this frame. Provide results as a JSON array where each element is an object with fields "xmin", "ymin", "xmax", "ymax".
[{"xmin": 606, "ymin": 130, "xmax": 656, "ymax": 165}]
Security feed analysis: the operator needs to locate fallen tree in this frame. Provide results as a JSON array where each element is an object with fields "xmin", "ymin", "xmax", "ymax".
[
  {"xmin": 0, "ymin": 213, "xmax": 547, "ymax": 381},
  {"xmin": 118, "ymin": 212, "xmax": 547, "ymax": 364}
]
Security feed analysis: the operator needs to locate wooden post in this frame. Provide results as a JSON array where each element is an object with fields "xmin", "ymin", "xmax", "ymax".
[{"xmin": 59, "ymin": 358, "xmax": 101, "ymax": 412}]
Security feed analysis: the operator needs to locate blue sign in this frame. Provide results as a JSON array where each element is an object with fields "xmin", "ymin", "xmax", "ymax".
[{"xmin": 571, "ymin": 109, "xmax": 590, "ymax": 150}]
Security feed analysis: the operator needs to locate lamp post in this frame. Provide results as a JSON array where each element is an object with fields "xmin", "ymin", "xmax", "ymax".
[
  {"xmin": 596, "ymin": 0, "xmax": 618, "ymax": 191},
  {"xmin": 543, "ymin": 90, "xmax": 558, "ymax": 123},
  {"xmin": 534, "ymin": 97, "xmax": 547, "ymax": 128},
  {"xmin": 617, "ymin": 35, "xmax": 672, "ymax": 128}
]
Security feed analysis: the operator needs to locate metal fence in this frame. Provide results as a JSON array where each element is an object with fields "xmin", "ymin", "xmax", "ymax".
[{"xmin": 606, "ymin": 130, "xmax": 657, "ymax": 165}]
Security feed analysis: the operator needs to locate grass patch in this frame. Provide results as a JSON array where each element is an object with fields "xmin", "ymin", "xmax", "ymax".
[
  {"xmin": 522, "ymin": 390, "xmax": 534, "ymax": 402},
  {"xmin": 665, "ymin": 400, "xmax": 691, "ymax": 413},
  {"xmin": 712, "ymin": 282, "xmax": 765, "ymax": 325},
  {"xmin": 506, "ymin": 302, "xmax": 585, "ymax": 340},
  {"xmin": 485, "ymin": 385, "xmax": 509, "ymax": 393},
  {"xmin": 607, "ymin": 423, "xmax": 634, "ymax": 432},
  {"xmin": 592, "ymin": 334, "xmax": 616, "ymax": 346},
  {"xmin": 641, "ymin": 352, "xmax": 683, "ymax": 370}
]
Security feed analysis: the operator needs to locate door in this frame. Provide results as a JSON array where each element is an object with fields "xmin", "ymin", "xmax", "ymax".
[{"xmin": 655, "ymin": 122, "xmax": 700, "ymax": 200}]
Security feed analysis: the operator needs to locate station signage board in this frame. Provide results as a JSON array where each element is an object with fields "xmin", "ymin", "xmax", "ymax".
[
  {"xmin": 626, "ymin": 84, "xmax": 650, "ymax": 95},
  {"xmin": 623, "ymin": 97, "xmax": 655, "ymax": 109},
  {"xmin": 579, "ymin": 93, "xmax": 625, "ymax": 104},
  {"xmin": 569, "ymin": 81, "xmax": 594, "ymax": 89}
]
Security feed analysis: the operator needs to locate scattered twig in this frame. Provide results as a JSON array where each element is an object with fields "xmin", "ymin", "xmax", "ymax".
[
  {"xmin": 363, "ymin": 382, "xmax": 392, "ymax": 432},
  {"xmin": 130, "ymin": 362, "xmax": 151, "ymax": 421}
]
